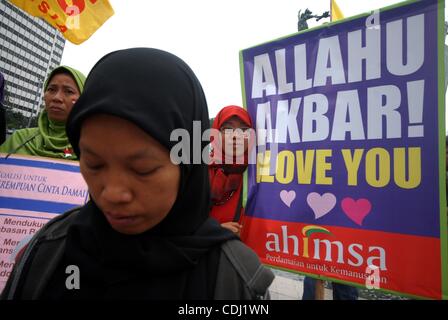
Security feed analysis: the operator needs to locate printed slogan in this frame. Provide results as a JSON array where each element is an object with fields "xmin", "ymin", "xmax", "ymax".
[
  {"xmin": 240, "ymin": 0, "xmax": 447, "ymax": 299},
  {"xmin": 0, "ymin": 154, "xmax": 88, "ymax": 293}
]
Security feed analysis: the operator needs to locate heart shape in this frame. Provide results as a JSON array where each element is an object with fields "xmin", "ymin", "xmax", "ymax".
[
  {"xmin": 341, "ymin": 198, "xmax": 372, "ymax": 226},
  {"xmin": 280, "ymin": 190, "xmax": 296, "ymax": 208},
  {"xmin": 307, "ymin": 192, "xmax": 337, "ymax": 219}
]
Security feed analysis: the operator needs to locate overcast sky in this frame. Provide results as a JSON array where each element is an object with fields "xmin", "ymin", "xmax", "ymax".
[{"xmin": 61, "ymin": 0, "xmax": 445, "ymax": 119}]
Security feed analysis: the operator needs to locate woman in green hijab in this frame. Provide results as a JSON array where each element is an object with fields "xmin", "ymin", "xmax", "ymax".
[{"xmin": 0, "ymin": 66, "xmax": 86, "ymax": 160}]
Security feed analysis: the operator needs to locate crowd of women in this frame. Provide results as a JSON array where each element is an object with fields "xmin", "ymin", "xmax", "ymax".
[{"xmin": 0, "ymin": 47, "xmax": 360, "ymax": 300}]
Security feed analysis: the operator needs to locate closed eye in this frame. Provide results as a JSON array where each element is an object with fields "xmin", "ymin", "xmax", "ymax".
[
  {"xmin": 134, "ymin": 166, "xmax": 160, "ymax": 177},
  {"xmin": 85, "ymin": 163, "xmax": 104, "ymax": 171}
]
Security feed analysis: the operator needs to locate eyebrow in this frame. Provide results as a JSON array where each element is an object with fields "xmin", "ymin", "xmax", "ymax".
[
  {"xmin": 79, "ymin": 145, "xmax": 100, "ymax": 157},
  {"xmin": 47, "ymin": 84, "xmax": 77, "ymax": 91},
  {"xmin": 80, "ymin": 144, "xmax": 153, "ymax": 161},
  {"xmin": 126, "ymin": 149, "xmax": 153, "ymax": 161}
]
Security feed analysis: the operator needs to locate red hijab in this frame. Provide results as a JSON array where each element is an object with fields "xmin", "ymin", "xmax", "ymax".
[{"xmin": 209, "ymin": 105, "xmax": 253, "ymax": 224}]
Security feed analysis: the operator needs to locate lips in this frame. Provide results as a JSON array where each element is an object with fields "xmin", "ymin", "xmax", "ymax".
[
  {"xmin": 48, "ymin": 106, "xmax": 64, "ymax": 112},
  {"xmin": 105, "ymin": 211, "xmax": 140, "ymax": 223}
]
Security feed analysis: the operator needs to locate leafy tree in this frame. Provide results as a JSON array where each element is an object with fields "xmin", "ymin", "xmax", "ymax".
[
  {"xmin": 2, "ymin": 83, "xmax": 39, "ymax": 130},
  {"xmin": 5, "ymin": 107, "xmax": 38, "ymax": 130}
]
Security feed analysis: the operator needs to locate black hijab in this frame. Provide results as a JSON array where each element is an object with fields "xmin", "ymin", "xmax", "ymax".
[{"xmin": 57, "ymin": 48, "xmax": 237, "ymax": 299}]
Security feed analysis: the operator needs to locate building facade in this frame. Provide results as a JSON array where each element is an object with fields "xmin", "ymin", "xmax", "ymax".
[{"xmin": 0, "ymin": 0, "xmax": 65, "ymax": 118}]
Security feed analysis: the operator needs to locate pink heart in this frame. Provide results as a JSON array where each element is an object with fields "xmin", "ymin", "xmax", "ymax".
[
  {"xmin": 280, "ymin": 190, "xmax": 296, "ymax": 208},
  {"xmin": 307, "ymin": 192, "xmax": 336, "ymax": 219},
  {"xmin": 341, "ymin": 198, "xmax": 372, "ymax": 226}
]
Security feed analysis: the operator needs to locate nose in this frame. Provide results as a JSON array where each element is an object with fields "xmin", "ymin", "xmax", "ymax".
[
  {"xmin": 52, "ymin": 89, "xmax": 64, "ymax": 102},
  {"xmin": 101, "ymin": 182, "xmax": 133, "ymax": 204}
]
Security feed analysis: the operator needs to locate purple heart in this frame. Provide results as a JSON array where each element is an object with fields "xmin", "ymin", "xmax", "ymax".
[
  {"xmin": 307, "ymin": 192, "xmax": 337, "ymax": 219},
  {"xmin": 280, "ymin": 190, "xmax": 296, "ymax": 207}
]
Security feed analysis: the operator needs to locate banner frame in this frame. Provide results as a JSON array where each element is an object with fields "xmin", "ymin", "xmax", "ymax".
[{"xmin": 239, "ymin": 0, "xmax": 447, "ymax": 300}]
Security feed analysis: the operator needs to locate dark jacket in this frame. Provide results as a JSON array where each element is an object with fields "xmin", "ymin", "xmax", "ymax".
[{"xmin": 1, "ymin": 208, "xmax": 274, "ymax": 300}]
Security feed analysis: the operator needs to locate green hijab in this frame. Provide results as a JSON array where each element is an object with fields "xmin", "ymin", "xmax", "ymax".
[{"xmin": 0, "ymin": 66, "xmax": 86, "ymax": 160}]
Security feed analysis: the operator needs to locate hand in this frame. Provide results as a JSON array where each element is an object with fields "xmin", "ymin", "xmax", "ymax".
[{"xmin": 221, "ymin": 222, "xmax": 242, "ymax": 236}]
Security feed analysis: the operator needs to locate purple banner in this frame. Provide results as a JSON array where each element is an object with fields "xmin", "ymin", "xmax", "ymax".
[{"xmin": 241, "ymin": 0, "xmax": 441, "ymax": 238}]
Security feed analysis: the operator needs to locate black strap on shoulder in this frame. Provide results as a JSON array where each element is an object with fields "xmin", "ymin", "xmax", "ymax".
[
  {"xmin": 232, "ymin": 189, "xmax": 243, "ymax": 222},
  {"xmin": 221, "ymin": 239, "xmax": 274, "ymax": 299},
  {"xmin": 5, "ymin": 131, "xmax": 40, "ymax": 159}
]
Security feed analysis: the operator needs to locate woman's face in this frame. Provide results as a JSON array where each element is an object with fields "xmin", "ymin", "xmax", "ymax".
[
  {"xmin": 79, "ymin": 114, "xmax": 180, "ymax": 235},
  {"xmin": 219, "ymin": 116, "xmax": 251, "ymax": 161},
  {"xmin": 44, "ymin": 73, "xmax": 80, "ymax": 123}
]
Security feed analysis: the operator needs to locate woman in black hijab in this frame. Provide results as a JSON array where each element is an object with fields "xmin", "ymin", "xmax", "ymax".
[{"xmin": 1, "ymin": 48, "xmax": 273, "ymax": 300}]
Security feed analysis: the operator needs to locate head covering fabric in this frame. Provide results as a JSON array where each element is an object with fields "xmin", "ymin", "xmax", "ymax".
[
  {"xmin": 67, "ymin": 47, "xmax": 218, "ymax": 236},
  {"xmin": 209, "ymin": 106, "xmax": 253, "ymax": 224},
  {"xmin": 44, "ymin": 65, "xmax": 86, "ymax": 93},
  {"xmin": 212, "ymin": 105, "xmax": 252, "ymax": 132},
  {"xmin": 210, "ymin": 105, "xmax": 253, "ymax": 166},
  {"xmin": 0, "ymin": 66, "xmax": 86, "ymax": 159},
  {"xmin": 61, "ymin": 48, "xmax": 237, "ymax": 299}
]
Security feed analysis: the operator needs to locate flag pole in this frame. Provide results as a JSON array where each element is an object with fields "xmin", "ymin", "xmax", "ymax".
[
  {"xmin": 314, "ymin": 1, "xmax": 334, "ymax": 301},
  {"xmin": 315, "ymin": 279, "xmax": 325, "ymax": 300}
]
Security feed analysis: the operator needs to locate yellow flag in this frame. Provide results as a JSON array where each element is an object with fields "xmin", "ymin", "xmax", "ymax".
[
  {"xmin": 331, "ymin": 0, "xmax": 344, "ymax": 21},
  {"xmin": 8, "ymin": 0, "xmax": 114, "ymax": 45}
]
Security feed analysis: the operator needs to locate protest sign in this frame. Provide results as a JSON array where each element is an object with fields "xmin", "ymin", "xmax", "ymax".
[
  {"xmin": 0, "ymin": 154, "xmax": 88, "ymax": 293},
  {"xmin": 240, "ymin": 0, "xmax": 447, "ymax": 299}
]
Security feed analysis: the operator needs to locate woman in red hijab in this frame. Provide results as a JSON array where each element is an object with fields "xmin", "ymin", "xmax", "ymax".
[{"xmin": 209, "ymin": 105, "xmax": 253, "ymax": 235}]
